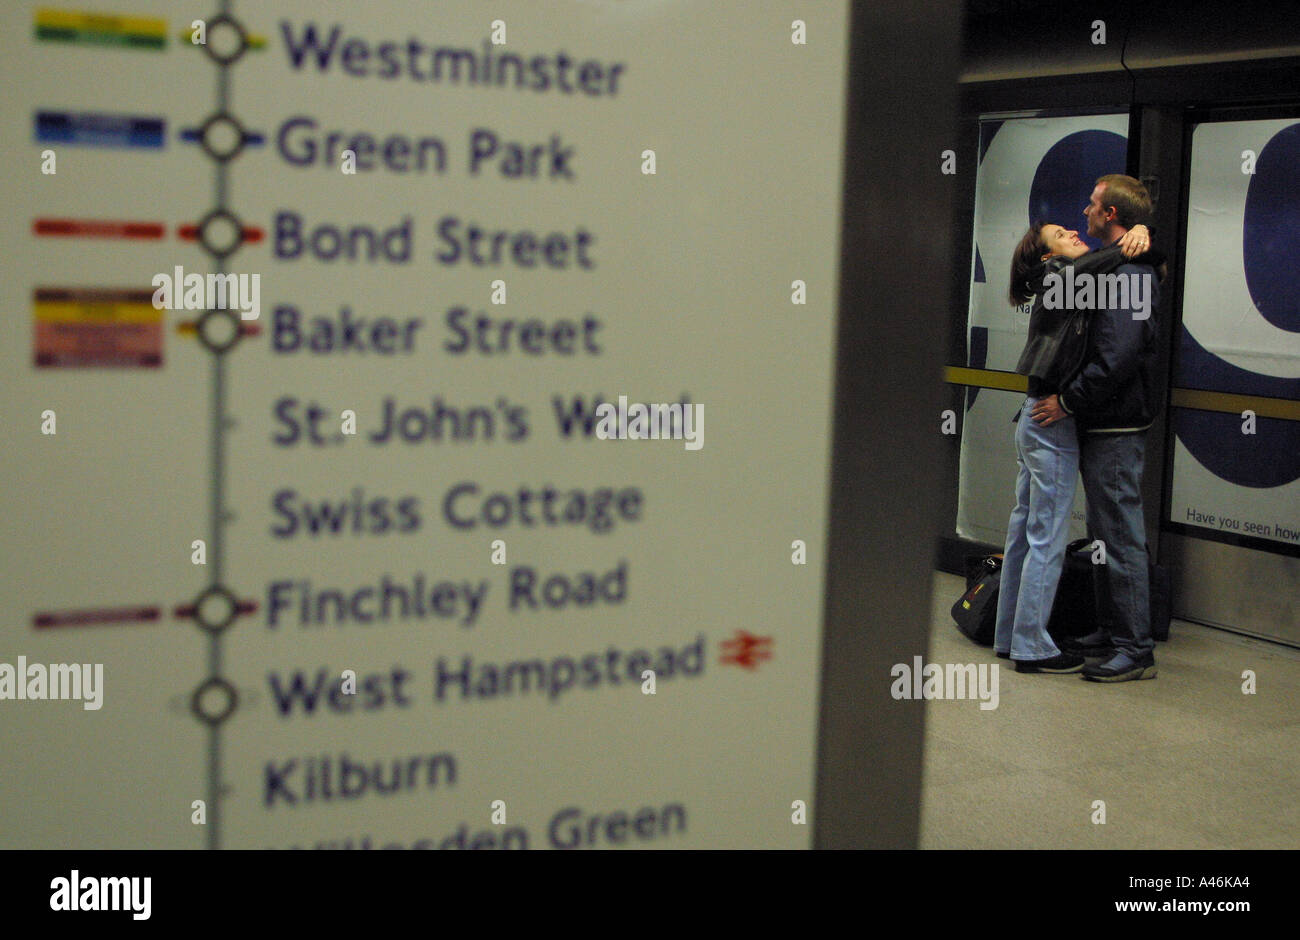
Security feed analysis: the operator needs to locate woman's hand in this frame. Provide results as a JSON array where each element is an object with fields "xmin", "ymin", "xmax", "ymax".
[
  {"xmin": 1118, "ymin": 223, "xmax": 1151, "ymax": 258},
  {"xmin": 1031, "ymin": 394, "xmax": 1067, "ymax": 425}
]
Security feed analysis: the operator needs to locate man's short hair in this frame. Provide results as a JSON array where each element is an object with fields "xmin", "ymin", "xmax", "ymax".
[{"xmin": 1095, "ymin": 174, "xmax": 1153, "ymax": 229}]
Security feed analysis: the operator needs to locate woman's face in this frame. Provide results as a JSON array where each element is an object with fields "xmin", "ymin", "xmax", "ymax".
[{"xmin": 1040, "ymin": 224, "xmax": 1089, "ymax": 260}]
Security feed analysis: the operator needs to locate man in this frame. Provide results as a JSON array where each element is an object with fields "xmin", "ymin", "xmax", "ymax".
[{"xmin": 1029, "ymin": 174, "xmax": 1161, "ymax": 682}]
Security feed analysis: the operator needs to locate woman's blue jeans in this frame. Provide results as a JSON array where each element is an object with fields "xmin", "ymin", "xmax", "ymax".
[{"xmin": 994, "ymin": 397, "xmax": 1080, "ymax": 661}]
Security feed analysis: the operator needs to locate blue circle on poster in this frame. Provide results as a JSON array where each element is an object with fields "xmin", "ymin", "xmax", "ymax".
[
  {"xmin": 1243, "ymin": 122, "xmax": 1300, "ymax": 333},
  {"xmin": 1028, "ymin": 130, "xmax": 1127, "ymax": 249},
  {"xmin": 1176, "ymin": 409, "xmax": 1300, "ymax": 489}
]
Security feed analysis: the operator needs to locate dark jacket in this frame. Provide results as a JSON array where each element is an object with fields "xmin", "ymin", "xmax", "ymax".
[
  {"xmin": 1056, "ymin": 244, "xmax": 1163, "ymax": 433},
  {"xmin": 1016, "ymin": 244, "xmax": 1164, "ymax": 400},
  {"xmin": 1016, "ymin": 256, "xmax": 1087, "ymax": 397}
]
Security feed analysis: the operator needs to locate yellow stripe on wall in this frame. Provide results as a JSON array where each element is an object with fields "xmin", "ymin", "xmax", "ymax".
[
  {"xmin": 943, "ymin": 367, "xmax": 1300, "ymax": 421},
  {"xmin": 944, "ymin": 367, "xmax": 1027, "ymax": 393},
  {"xmin": 1169, "ymin": 388, "xmax": 1300, "ymax": 422}
]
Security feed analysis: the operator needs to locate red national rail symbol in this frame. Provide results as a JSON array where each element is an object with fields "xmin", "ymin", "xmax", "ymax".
[{"xmin": 719, "ymin": 630, "xmax": 773, "ymax": 670}]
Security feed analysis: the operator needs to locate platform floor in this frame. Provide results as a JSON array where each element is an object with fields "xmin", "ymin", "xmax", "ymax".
[{"xmin": 919, "ymin": 571, "xmax": 1300, "ymax": 849}]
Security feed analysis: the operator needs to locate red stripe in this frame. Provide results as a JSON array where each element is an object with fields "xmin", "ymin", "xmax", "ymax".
[
  {"xmin": 33, "ymin": 218, "xmax": 165, "ymax": 239},
  {"xmin": 33, "ymin": 606, "xmax": 161, "ymax": 628}
]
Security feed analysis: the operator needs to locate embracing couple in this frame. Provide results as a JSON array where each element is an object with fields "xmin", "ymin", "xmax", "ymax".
[{"xmin": 995, "ymin": 174, "xmax": 1163, "ymax": 682}]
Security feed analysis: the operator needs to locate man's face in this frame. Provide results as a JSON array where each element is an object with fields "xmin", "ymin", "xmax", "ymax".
[
  {"xmin": 1040, "ymin": 224, "xmax": 1089, "ymax": 259},
  {"xmin": 1084, "ymin": 183, "xmax": 1111, "ymax": 238}
]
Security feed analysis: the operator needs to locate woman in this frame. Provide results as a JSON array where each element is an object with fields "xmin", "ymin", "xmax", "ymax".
[{"xmin": 993, "ymin": 221, "xmax": 1152, "ymax": 672}]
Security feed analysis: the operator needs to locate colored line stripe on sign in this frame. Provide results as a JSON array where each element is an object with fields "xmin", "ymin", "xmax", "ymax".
[
  {"xmin": 33, "ymin": 287, "xmax": 163, "ymax": 367},
  {"xmin": 35, "ymin": 8, "xmax": 166, "ymax": 49},
  {"xmin": 35, "ymin": 111, "xmax": 164, "ymax": 149},
  {"xmin": 33, "ymin": 218, "xmax": 165, "ymax": 239},
  {"xmin": 33, "ymin": 606, "xmax": 161, "ymax": 628}
]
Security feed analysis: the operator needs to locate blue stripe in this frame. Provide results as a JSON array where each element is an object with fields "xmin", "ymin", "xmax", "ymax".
[{"xmin": 35, "ymin": 111, "xmax": 164, "ymax": 149}]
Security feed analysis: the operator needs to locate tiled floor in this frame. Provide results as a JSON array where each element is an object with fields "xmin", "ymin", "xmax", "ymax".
[{"xmin": 919, "ymin": 571, "xmax": 1300, "ymax": 849}]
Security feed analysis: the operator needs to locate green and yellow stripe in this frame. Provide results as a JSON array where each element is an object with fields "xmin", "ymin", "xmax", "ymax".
[{"xmin": 35, "ymin": 8, "xmax": 166, "ymax": 49}]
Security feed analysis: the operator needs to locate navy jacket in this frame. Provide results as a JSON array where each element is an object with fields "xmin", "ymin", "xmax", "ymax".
[
  {"xmin": 1015, "ymin": 247, "xmax": 1142, "ymax": 396},
  {"xmin": 1058, "ymin": 244, "xmax": 1161, "ymax": 433}
]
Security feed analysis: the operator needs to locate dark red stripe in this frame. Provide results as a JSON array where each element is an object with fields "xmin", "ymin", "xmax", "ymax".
[
  {"xmin": 33, "ymin": 218, "xmax": 165, "ymax": 239},
  {"xmin": 33, "ymin": 606, "xmax": 161, "ymax": 628},
  {"xmin": 33, "ymin": 287, "xmax": 156, "ymax": 303}
]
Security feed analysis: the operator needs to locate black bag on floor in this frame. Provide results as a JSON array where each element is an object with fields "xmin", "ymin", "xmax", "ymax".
[
  {"xmin": 1047, "ymin": 538, "xmax": 1099, "ymax": 641},
  {"xmin": 1048, "ymin": 539, "xmax": 1173, "ymax": 643},
  {"xmin": 951, "ymin": 554, "xmax": 1002, "ymax": 646}
]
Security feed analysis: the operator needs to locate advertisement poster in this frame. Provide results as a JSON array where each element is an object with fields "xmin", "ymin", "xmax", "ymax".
[{"xmin": 1169, "ymin": 118, "xmax": 1300, "ymax": 553}]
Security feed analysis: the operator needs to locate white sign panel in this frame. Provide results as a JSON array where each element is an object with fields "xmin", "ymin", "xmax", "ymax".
[{"xmin": 0, "ymin": 0, "xmax": 850, "ymax": 849}]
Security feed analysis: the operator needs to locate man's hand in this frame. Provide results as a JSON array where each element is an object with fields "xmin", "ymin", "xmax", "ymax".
[
  {"xmin": 1031, "ymin": 394, "xmax": 1067, "ymax": 425},
  {"xmin": 1118, "ymin": 223, "xmax": 1151, "ymax": 259}
]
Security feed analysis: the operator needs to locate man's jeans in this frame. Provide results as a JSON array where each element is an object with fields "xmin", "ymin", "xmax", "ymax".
[
  {"xmin": 1078, "ymin": 431, "xmax": 1154, "ymax": 657},
  {"xmin": 994, "ymin": 397, "xmax": 1079, "ymax": 661}
]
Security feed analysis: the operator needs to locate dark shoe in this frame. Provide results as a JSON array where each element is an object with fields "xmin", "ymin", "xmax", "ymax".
[
  {"xmin": 1061, "ymin": 629, "xmax": 1112, "ymax": 654},
  {"xmin": 995, "ymin": 650, "xmax": 1011, "ymax": 659},
  {"xmin": 1014, "ymin": 652, "xmax": 1084, "ymax": 674},
  {"xmin": 1082, "ymin": 651, "xmax": 1157, "ymax": 682}
]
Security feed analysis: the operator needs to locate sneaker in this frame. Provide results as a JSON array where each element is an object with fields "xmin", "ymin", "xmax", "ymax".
[
  {"xmin": 1081, "ymin": 651, "xmax": 1157, "ymax": 682},
  {"xmin": 1014, "ymin": 652, "xmax": 1085, "ymax": 674}
]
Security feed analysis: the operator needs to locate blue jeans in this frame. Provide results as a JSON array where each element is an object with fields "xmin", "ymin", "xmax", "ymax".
[
  {"xmin": 1078, "ymin": 431, "xmax": 1153, "ymax": 657},
  {"xmin": 994, "ymin": 397, "xmax": 1079, "ymax": 660}
]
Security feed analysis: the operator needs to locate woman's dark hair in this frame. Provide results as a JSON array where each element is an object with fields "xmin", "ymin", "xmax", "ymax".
[{"xmin": 1008, "ymin": 221, "xmax": 1046, "ymax": 306}]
